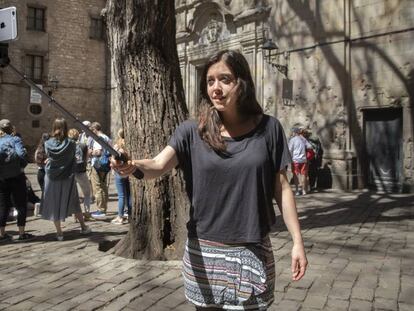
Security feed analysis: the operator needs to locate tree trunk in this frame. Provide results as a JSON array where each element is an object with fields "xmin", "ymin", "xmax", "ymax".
[{"xmin": 104, "ymin": 0, "xmax": 189, "ymax": 260}]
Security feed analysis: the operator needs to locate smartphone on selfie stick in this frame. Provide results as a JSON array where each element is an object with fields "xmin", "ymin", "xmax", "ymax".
[{"xmin": 0, "ymin": 6, "xmax": 144, "ymax": 179}]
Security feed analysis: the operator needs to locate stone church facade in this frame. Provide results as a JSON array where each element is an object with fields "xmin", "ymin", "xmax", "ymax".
[
  {"xmin": 175, "ymin": 0, "xmax": 414, "ymax": 192},
  {"xmin": 0, "ymin": 0, "xmax": 108, "ymax": 155}
]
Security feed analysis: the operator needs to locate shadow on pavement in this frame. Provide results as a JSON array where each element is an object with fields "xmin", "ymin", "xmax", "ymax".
[{"xmin": 273, "ymin": 191, "xmax": 414, "ymax": 232}]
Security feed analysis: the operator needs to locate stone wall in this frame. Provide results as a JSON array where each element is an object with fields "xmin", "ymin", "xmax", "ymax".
[{"xmin": 0, "ymin": 0, "xmax": 108, "ymax": 156}]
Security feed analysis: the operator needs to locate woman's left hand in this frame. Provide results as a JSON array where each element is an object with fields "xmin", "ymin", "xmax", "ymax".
[{"xmin": 291, "ymin": 243, "xmax": 307, "ymax": 281}]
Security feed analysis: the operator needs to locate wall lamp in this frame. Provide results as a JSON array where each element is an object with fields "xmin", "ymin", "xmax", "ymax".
[
  {"xmin": 48, "ymin": 75, "xmax": 59, "ymax": 95},
  {"xmin": 262, "ymin": 38, "xmax": 288, "ymax": 77}
]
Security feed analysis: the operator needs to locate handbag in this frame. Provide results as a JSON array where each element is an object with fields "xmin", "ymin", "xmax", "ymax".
[{"xmin": 306, "ymin": 148, "xmax": 315, "ymax": 161}]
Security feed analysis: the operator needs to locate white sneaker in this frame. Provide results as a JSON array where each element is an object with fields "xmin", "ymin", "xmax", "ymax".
[
  {"xmin": 34, "ymin": 203, "xmax": 40, "ymax": 217},
  {"xmin": 80, "ymin": 226, "xmax": 92, "ymax": 234},
  {"xmin": 111, "ymin": 217, "xmax": 124, "ymax": 225}
]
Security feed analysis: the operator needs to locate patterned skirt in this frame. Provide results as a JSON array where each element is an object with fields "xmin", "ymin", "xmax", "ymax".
[{"xmin": 183, "ymin": 236, "xmax": 275, "ymax": 310}]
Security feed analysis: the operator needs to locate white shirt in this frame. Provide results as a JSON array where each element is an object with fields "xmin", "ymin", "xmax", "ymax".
[{"xmin": 288, "ymin": 135, "xmax": 312, "ymax": 163}]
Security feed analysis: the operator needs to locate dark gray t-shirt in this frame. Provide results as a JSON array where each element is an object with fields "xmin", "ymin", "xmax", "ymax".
[{"xmin": 168, "ymin": 114, "xmax": 291, "ymax": 243}]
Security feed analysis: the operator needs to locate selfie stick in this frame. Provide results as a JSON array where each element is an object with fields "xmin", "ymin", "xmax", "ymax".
[{"xmin": 1, "ymin": 57, "xmax": 144, "ymax": 179}]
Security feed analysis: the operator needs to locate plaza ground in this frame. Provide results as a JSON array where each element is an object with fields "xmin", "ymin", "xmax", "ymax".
[{"xmin": 0, "ymin": 164, "xmax": 413, "ymax": 310}]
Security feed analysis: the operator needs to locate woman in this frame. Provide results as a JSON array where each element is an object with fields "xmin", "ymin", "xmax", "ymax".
[
  {"xmin": 113, "ymin": 50, "xmax": 307, "ymax": 310},
  {"xmin": 41, "ymin": 118, "xmax": 91, "ymax": 241},
  {"xmin": 68, "ymin": 128, "xmax": 92, "ymax": 220},
  {"xmin": 111, "ymin": 129, "xmax": 132, "ymax": 225},
  {"xmin": 0, "ymin": 119, "xmax": 33, "ymax": 242}
]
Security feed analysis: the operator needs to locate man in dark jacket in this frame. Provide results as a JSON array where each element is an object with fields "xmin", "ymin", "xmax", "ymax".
[{"xmin": 0, "ymin": 119, "xmax": 34, "ymax": 242}]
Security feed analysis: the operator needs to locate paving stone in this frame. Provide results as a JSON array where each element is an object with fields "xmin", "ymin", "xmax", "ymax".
[
  {"xmin": 141, "ymin": 286, "xmax": 175, "ymax": 303},
  {"xmin": 284, "ymin": 288, "xmax": 307, "ymax": 301},
  {"xmin": 398, "ymin": 275, "xmax": 414, "ymax": 304},
  {"xmin": 329, "ymin": 286, "xmax": 351, "ymax": 300},
  {"xmin": 124, "ymin": 296, "xmax": 157, "ymax": 310},
  {"xmin": 351, "ymin": 286, "xmax": 374, "ymax": 301},
  {"xmin": 348, "ymin": 299, "xmax": 372, "ymax": 311},
  {"xmin": 156, "ymin": 288, "xmax": 187, "ymax": 309},
  {"xmin": 374, "ymin": 297, "xmax": 398, "ymax": 310},
  {"xmin": 91, "ymin": 289, "xmax": 126, "ymax": 303},
  {"xmin": 72, "ymin": 299, "xmax": 107, "ymax": 311},
  {"xmin": 0, "ymin": 304, "xmax": 10, "ymax": 311},
  {"xmin": 326, "ymin": 298, "xmax": 350, "ymax": 310},
  {"xmin": 146, "ymin": 304, "xmax": 173, "ymax": 311},
  {"xmin": 301, "ymin": 294, "xmax": 327, "ymax": 309},
  {"xmin": 399, "ymin": 302, "xmax": 414, "ymax": 311},
  {"xmin": 171, "ymin": 302, "xmax": 195, "ymax": 311},
  {"xmin": 68, "ymin": 289, "xmax": 104, "ymax": 304},
  {"xmin": 2, "ymin": 292, "xmax": 34, "ymax": 305},
  {"xmin": 332, "ymin": 280, "xmax": 354, "ymax": 289},
  {"xmin": 51, "ymin": 300, "xmax": 80, "ymax": 311},
  {"xmin": 375, "ymin": 286, "xmax": 399, "ymax": 300},
  {"xmin": 162, "ymin": 276, "xmax": 184, "ymax": 290},
  {"xmin": 274, "ymin": 299, "xmax": 301, "ymax": 311},
  {"xmin": 5, "ymin": 300, "xmax": 38, "ymax": 311}
]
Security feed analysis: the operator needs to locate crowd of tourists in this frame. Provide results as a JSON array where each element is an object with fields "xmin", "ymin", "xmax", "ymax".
[{"xmin": 0, "ymin": 118, "xmax": 132, "ymax": 242}]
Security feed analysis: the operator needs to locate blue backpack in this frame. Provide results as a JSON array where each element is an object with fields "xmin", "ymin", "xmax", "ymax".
[
  {"xmin": 0, "ymin": 136, "xmax": 23, "ymax": 179},
  {"xmin": 93, "ymin": 149, "xmax": 111, "ymax": 173}
]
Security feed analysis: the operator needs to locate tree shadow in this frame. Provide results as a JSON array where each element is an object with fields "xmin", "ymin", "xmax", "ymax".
[
  {"xmin": 271, "ymin": 0, "xmax": 412, "ymax": 192},
  {"xmin": 2, "ymin": 229, "xmax": 127, "ymax": 244},
  {"xmin": 272, "ymin": 191, "xmax": 414, "ymax": 232}
]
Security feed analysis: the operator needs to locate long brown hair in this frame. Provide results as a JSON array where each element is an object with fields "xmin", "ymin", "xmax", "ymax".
[
  {"xmin": 198, "ymin": 50, "xmax": 263, "ymax": 152},
  {"xmin": 115, "ymin": 128, "xmax": 125, "ymax": 150},
  {"xmin": 51, "ymin": 118, "xmax": 68, "ymax": 142}
]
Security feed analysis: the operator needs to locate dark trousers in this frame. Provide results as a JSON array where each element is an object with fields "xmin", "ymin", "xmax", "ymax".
[
  {"xmin": 0, "ymin": 173, "xmax": 28, "ymax": 227},
  {"xmin": 37, "ymin": 168, "xmax": 45, "ymax": 192}
]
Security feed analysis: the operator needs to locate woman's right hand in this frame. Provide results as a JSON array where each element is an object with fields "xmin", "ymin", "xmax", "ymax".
[{"xmin": 110, "ymin": 150, "xmax": 136, "ymax": 177}]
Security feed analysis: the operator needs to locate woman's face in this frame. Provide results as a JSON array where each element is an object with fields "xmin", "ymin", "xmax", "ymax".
[{"xmin": 206, "ymin": 60, "xmax": 238, "ymax": 113}]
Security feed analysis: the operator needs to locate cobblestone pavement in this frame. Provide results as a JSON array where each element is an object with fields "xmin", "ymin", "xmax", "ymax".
[{"xmin": 0, "ymin": 165, "xmax": 413, "ymax": 311}]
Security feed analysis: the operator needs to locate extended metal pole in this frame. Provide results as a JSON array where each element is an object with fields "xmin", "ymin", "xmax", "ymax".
[{"xmin": 5, "ymin": 62, "xmax": 144, "ymax": 179}]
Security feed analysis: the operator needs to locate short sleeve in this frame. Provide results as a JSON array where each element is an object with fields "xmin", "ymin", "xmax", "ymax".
[
  {"xmin": 268, "ymin": 118, "xmax": 292, "ymax": 173},
  {"xmin": 168, "ymin": 120, "xmax": 195, "ymax": 167}
]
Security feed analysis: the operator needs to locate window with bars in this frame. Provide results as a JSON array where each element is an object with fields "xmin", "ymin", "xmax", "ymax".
[
  {"xmin": 90, "ymin": 17, "xmax": 104, "ymax": 40},
  {"xmin": 25, "ymin": 55, "xmax": 44, "ymax": 83},
  {"xmin": 27, "ymin": 7, "xmax": 46, "ymax": 31}
]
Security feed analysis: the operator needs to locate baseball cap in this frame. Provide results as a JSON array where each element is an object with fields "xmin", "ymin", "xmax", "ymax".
[
  {"xmin": 0, "ymin": 119, "xmax": 12, "ymax": 131},
  {"xmin": 82, "ymin": 120, "xmax": 91, "ymax": 127}
]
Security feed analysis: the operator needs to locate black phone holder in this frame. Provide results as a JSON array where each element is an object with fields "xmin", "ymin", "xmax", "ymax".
[{"xmin": 0, "ymin": 43, "xmax": 10, "ymax": 67}]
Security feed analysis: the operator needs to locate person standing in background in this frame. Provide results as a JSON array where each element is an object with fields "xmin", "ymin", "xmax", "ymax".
[
  {"xmin": 68, "ymin": 128, "xmax": 92, "ymax": 221},
  {"xmin": 288, "ymin": 127, "xmax": 313, "ymax": 195},
  {"xmin": 89, "ymin": 122, "xmax": 111, "ymax": 219},
  {"xmin": 0, "ymin": 119, "xmax": 34, "ymax": 242},
  {"xmin": 41, "ymin": 118, "xmax": 91, "ymax": 241},
  {"xmin": 111, "ymin": 129, "xmax": 132, "ymax": 225},
  {"xmin": 303, "ymin": 129, "xmax": 323, "ymax": 191},
  {"xmin": 79, "ymin": 120, "xmax": 95, "ymax": 204}
]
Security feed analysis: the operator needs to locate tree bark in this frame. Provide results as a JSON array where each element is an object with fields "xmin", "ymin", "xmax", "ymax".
[{"xmin": 104, "ymin": 0, "xmax": 189, "ymax": 260}]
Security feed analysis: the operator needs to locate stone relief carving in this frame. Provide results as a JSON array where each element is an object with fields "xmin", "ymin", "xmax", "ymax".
[
  {"xmin": 198, "ymin": 14, "xmax": 230, "ymax": 45},
  {"xmin": 202, "ymin": 19, "xmax": 221, "ymax": 43}
]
